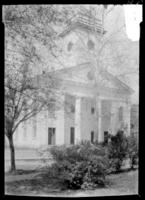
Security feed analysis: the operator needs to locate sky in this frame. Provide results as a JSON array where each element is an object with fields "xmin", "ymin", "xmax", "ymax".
[{"xmin": 124, "ymin": 5, "xmax": 142, "ymax": 41}]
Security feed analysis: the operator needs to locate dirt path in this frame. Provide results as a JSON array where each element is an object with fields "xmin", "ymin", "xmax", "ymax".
[
  {"xmin": 51, "ymin": 170, "xmax": 138, "ymax": 197},
  {"xmin": 5, "ymin": 171, "xmax": 42, "ymax": 183},
  {"xmin": 5, "ymin": 170, "xmax": 138, "ymax": 196}
]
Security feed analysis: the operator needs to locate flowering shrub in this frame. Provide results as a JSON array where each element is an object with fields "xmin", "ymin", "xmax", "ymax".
[
  {"xmin": 48, "ymin": 142, "xmax": 109, "ymax": 189},
  {"xmin": 107, "ymin": 130, "xmax": 128, "ymax": 172},
  {"xmin": 39, "ymin": 132, "xmax": 138, "ymax": 190},
  {"xmin": 127, "ymin": 135, "xmax": 138, "ymax": 169}
]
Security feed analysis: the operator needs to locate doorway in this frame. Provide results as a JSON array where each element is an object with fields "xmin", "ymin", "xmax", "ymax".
[
  {"xmin": 48, "ymin": 128, "xmax": 56, "ymax": 145},
  {"xmin": 101, "ymin": 100, "xmax": 112, "ymax": 141},
  {"xmin": 104, "ymin": 131, "xmax": 109, "ymax": 144},
  {"xmin": 91, "ymin": 131, "xmax": 94, "ymax": 143},
  {"xmin": 70, "ymin": 127, "xmax": 75, "ymax": 144}
]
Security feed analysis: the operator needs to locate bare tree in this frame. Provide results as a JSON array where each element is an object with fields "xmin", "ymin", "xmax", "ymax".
[{"xmin": 3, "ymin": 5, "xmax": 67, "ymax": 172}]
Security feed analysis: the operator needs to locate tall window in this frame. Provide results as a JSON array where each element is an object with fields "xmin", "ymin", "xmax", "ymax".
[
  {"xmin": 104, "ymin": 131, "xmax": 109, "ymax": 144},
  {"xmin": 23, "ymin": 99, "xmax": 27, "ymax": 138},
  {"xmin": 23, "ymin": 122, "xmax": 27, "ymax": 138},
  {"xmin": 70, "ymin": 127, "xmax": 75, "ymax": 145},
  {"xmin": 48, "ymin": 128, "xmax": 56, "ymax": 145},
  {"xmin": 33, "ymin": 115, "xmax": 37, "ymax": 138},
  {"xmin": 91, "ymin": 131, "xmax": 94, "ymax": 143},
  {"xmin": 91, "ymin": 107, "xmax": 95, "ymax": 114},
  {"xmin": 87, "ymin": 40, "xmax": 95, "ymax": 50},
  {"xmin": 15, "ymin": 128, "xmax": 18, "ymax": 140},
  {"xmin": 70, "ymin": 104, "xmax": 75, "ymax": 113},
  {"xmin": 67, "ymin": 42, "xmax": 73, "ymax": 51},
  {"xmin": 118, "ymin": 107, "xmax": 123, "ymax": 121}
]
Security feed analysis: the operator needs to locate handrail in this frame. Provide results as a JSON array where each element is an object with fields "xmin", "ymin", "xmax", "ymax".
[
  {"xmin": 60, "ymin": 10, "xmax": 105, "ymax": 36},
  {"xmin": 68, "ymin": 19, "xmax": 103, "ymax": 31},
  {"xmin": 71, "ymin": 15, "xmax": 102, "ymax": 24}
]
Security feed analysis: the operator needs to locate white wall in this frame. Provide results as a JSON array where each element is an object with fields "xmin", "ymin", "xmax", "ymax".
[
  {"xmin": 64, "ymin": 94, "xmax": 75, "ymax": 144},
  {"xmin": 12, "ymin": 88, "xmax": 131, "ymax": 148},
  {"xmin": 81, "ymin": 97, "xmax": 98, "ymax": 142},
  {"xmin": 101, "ymin": 100, "xmax": 112, "ymax": 136},
  {"xmin": 64, "ymin": 95, "xmax": 98, "ymax": 144},
  {"xmin": 13, "ymin": 111, "xmax": 48, "ymax": 148}
]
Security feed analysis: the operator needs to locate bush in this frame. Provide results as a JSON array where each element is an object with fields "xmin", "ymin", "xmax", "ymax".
[
  {"xmin": 107, "ymin": 130, "xmax": 128, "ymax": 172},
  {"xmin": 47, "ymin": 142, "xmax": 109, "ymax": 190},
  {"xmin": 40, "ymin": 132, "xmax": 138, "ymax": 190},
  {"xmin": 82, "ymin": 156, "xmax": 109, "ymax": 189},
  {"xmin": 127, "ymin": 135, "xmax": 138, "ymax": 169}
]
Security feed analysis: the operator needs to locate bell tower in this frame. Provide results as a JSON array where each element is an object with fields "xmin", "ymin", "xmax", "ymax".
[{"xmin": 58, "ymin": 5, "xmax": 107, "ymax": 67}]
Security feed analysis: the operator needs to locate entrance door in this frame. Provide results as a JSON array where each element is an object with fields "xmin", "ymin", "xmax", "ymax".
[
  {"xmin": 91, "ymin": 131, "xmax": 94, "ymax": 143},
  {"xmin": 104, "ymin": 131, "xmax": 109, "ymax": 144},
  {"xmin": 70, "ymin": 127, "xmax": 75, "ymax": 144},
  {"xmin": 48, "ymin": 128, "xmax": 56, "ymax": 145},
  {"xmin": 101, "ymin": 100, "xmax": 112, "ymax": 141}
]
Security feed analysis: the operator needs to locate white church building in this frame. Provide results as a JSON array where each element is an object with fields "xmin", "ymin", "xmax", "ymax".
[{"xmin": 11, "ymin": 6, "xmax": 134, "ymax": 148}]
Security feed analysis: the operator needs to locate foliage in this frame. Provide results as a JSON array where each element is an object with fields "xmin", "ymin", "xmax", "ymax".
[
  {"xmin": 127, "ymin": 135, "xmax": 138, "ymax": 169},
  {"xmin": 4, "ymin": 5, "xmax": 65, "ymax": 171},
  {"xmin": 46, "ymin": 142, "xmax": 109, "ymax": 189},
  {"xmin": 107, "ymin": 130, "xmax": 128, "ymax": 172},
  {"xmin": 36, "ymin": 132, "xmax": 139, "ymax": 191}
]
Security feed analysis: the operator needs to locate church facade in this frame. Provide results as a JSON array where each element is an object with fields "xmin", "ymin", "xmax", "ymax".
[
  {"xmin": 8, "ymin": 6, "xmax": 134, "ymax": 148},
  {"xmin": 12, "ymin": 62, "xmax": 133, "ymax": 148}
]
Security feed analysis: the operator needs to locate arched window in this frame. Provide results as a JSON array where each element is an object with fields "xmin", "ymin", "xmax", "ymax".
[
  {"xmin": 118, "ymin": 106, "xmax": 123, "ymax": 121},
  {"xmin": 67, "ymin": 42, "xmax": 73, "ymax": 51},
  {"xmin": 87, "ymin": 40, "xmax": 95, "ymax": 50},
  {"xmin": 87, "ymin": 71, "xmax": 94, "ymax": 80}
]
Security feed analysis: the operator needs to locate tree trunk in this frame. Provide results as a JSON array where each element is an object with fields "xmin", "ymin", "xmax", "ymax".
[{"xmin": 8, "ymin": 135, "xmax": 16, "ymax": 172}]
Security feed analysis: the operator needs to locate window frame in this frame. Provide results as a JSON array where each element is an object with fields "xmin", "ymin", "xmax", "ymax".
[
  {"xmin": 70, "ymin": 127, "xmax": 75, "ymax": 145},
  {"xmin": 91, "ymin": 107, "xmax": 95, "ymax": 114},
  {"xmin": 91, "ymin": 131, "xmax": 94, "ymax": 143},
  {"xmin": 48, "ymin": 127, "xmax": 56, "ymax": 145},
  {"xmin": 118, "ymin": 106, "xmax": 123, "ymax": 121},
  {"xmin": 67, "ymin": 41, "xmax": 73, "ymax": 52},
  {"xmin": 87, "ymin": 39, "xmax": 95, "ymax": 50}
]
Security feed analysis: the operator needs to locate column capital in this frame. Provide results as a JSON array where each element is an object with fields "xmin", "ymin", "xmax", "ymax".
[{"xmin": 75, "ymin": 95, "xmax": 83, "ymax": 100}]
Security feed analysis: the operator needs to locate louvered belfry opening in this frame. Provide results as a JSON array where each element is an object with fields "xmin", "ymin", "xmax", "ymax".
[{"xmin": 68, "ymin": 7, "xmax": 105, "ymax": 34}]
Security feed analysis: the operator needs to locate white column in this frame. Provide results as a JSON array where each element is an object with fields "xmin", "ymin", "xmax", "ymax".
[
  {"xmin": 56, "ymin": 94, "xmax": 65, "ymax": 145},
  {"xmin": 110, "ymin": 101, "xmax": 118, "ymax": 136},
  {"xmin": 75, "ymin": 96, "xmax": 82, "ymax": 144},
  {"xmin": 17, "ymin": 122, "xmax": 25, "ymax": 147},
  {"xmin": 33, "ymin": 114, "xmax": 37, "ymax": 139},
  {"xmin": 123, "ymin": 101, "xmax": 131, "ymax": 136},
  {"xmin": 96, "ymin": 98, "xmax": 103, "ymax": 142}
]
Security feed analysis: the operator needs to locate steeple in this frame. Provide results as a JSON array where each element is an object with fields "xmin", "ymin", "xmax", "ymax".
[
  {"xmin": 57, "ymin": 6, "xmax": 108, "ymax": 68},
  {"xmin": 59, "ymin": 6, "xmax": 106, "ymax": 37}
]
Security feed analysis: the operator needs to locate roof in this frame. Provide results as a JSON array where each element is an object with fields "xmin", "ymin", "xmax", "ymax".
[
  {"xmin": 34, "ymin": 62, "xmax": 134, "ymax": 95},
  {"xmin": 50, "ymin": 62, "xmax": 93, "ymax": 75},
  {"xmin": 59, "ymin": 11, "xmax": 106, "ymax": 37}
]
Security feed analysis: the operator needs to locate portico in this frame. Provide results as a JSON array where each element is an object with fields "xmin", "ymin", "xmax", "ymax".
[
  {"xmin": 73, "ymin": 94, "xmax": 131, "ymax": 144},
  {"xmin": 10, "ymin": 62, "xmax": 133, "ymax": 148}
]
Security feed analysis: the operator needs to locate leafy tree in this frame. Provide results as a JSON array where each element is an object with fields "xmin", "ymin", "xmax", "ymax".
[
  {"xmin": 107, "ymin": 130, "xmax": 128, "ymax": 172},
  {"xmin": 127, "ymin": 135, "xmax": 138, "ymax": 169},
  {"xmin": 3, "ymin": 5, "xmax": 139, "ymax": 171},
  {"xmin": 4, "ymin": 5, "xmax": 66, "ymax": 172}
]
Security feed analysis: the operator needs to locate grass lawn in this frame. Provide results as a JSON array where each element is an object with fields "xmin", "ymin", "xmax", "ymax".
[{"xmin": 5, "ymin": 168, "xmax": 138, "ymax": 197}]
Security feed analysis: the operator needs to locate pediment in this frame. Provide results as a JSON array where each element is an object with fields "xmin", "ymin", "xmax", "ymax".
[
  {"xmin": 42, "ymin": 62, "xmax": 134, "ymax": 94},
  {"xmin": 54, "ymin": 64, "xmax": 121, "ymax": 91},
  {"xmin": 53, "ymin": 63, "xmax": 95, "ymax": 84}
]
